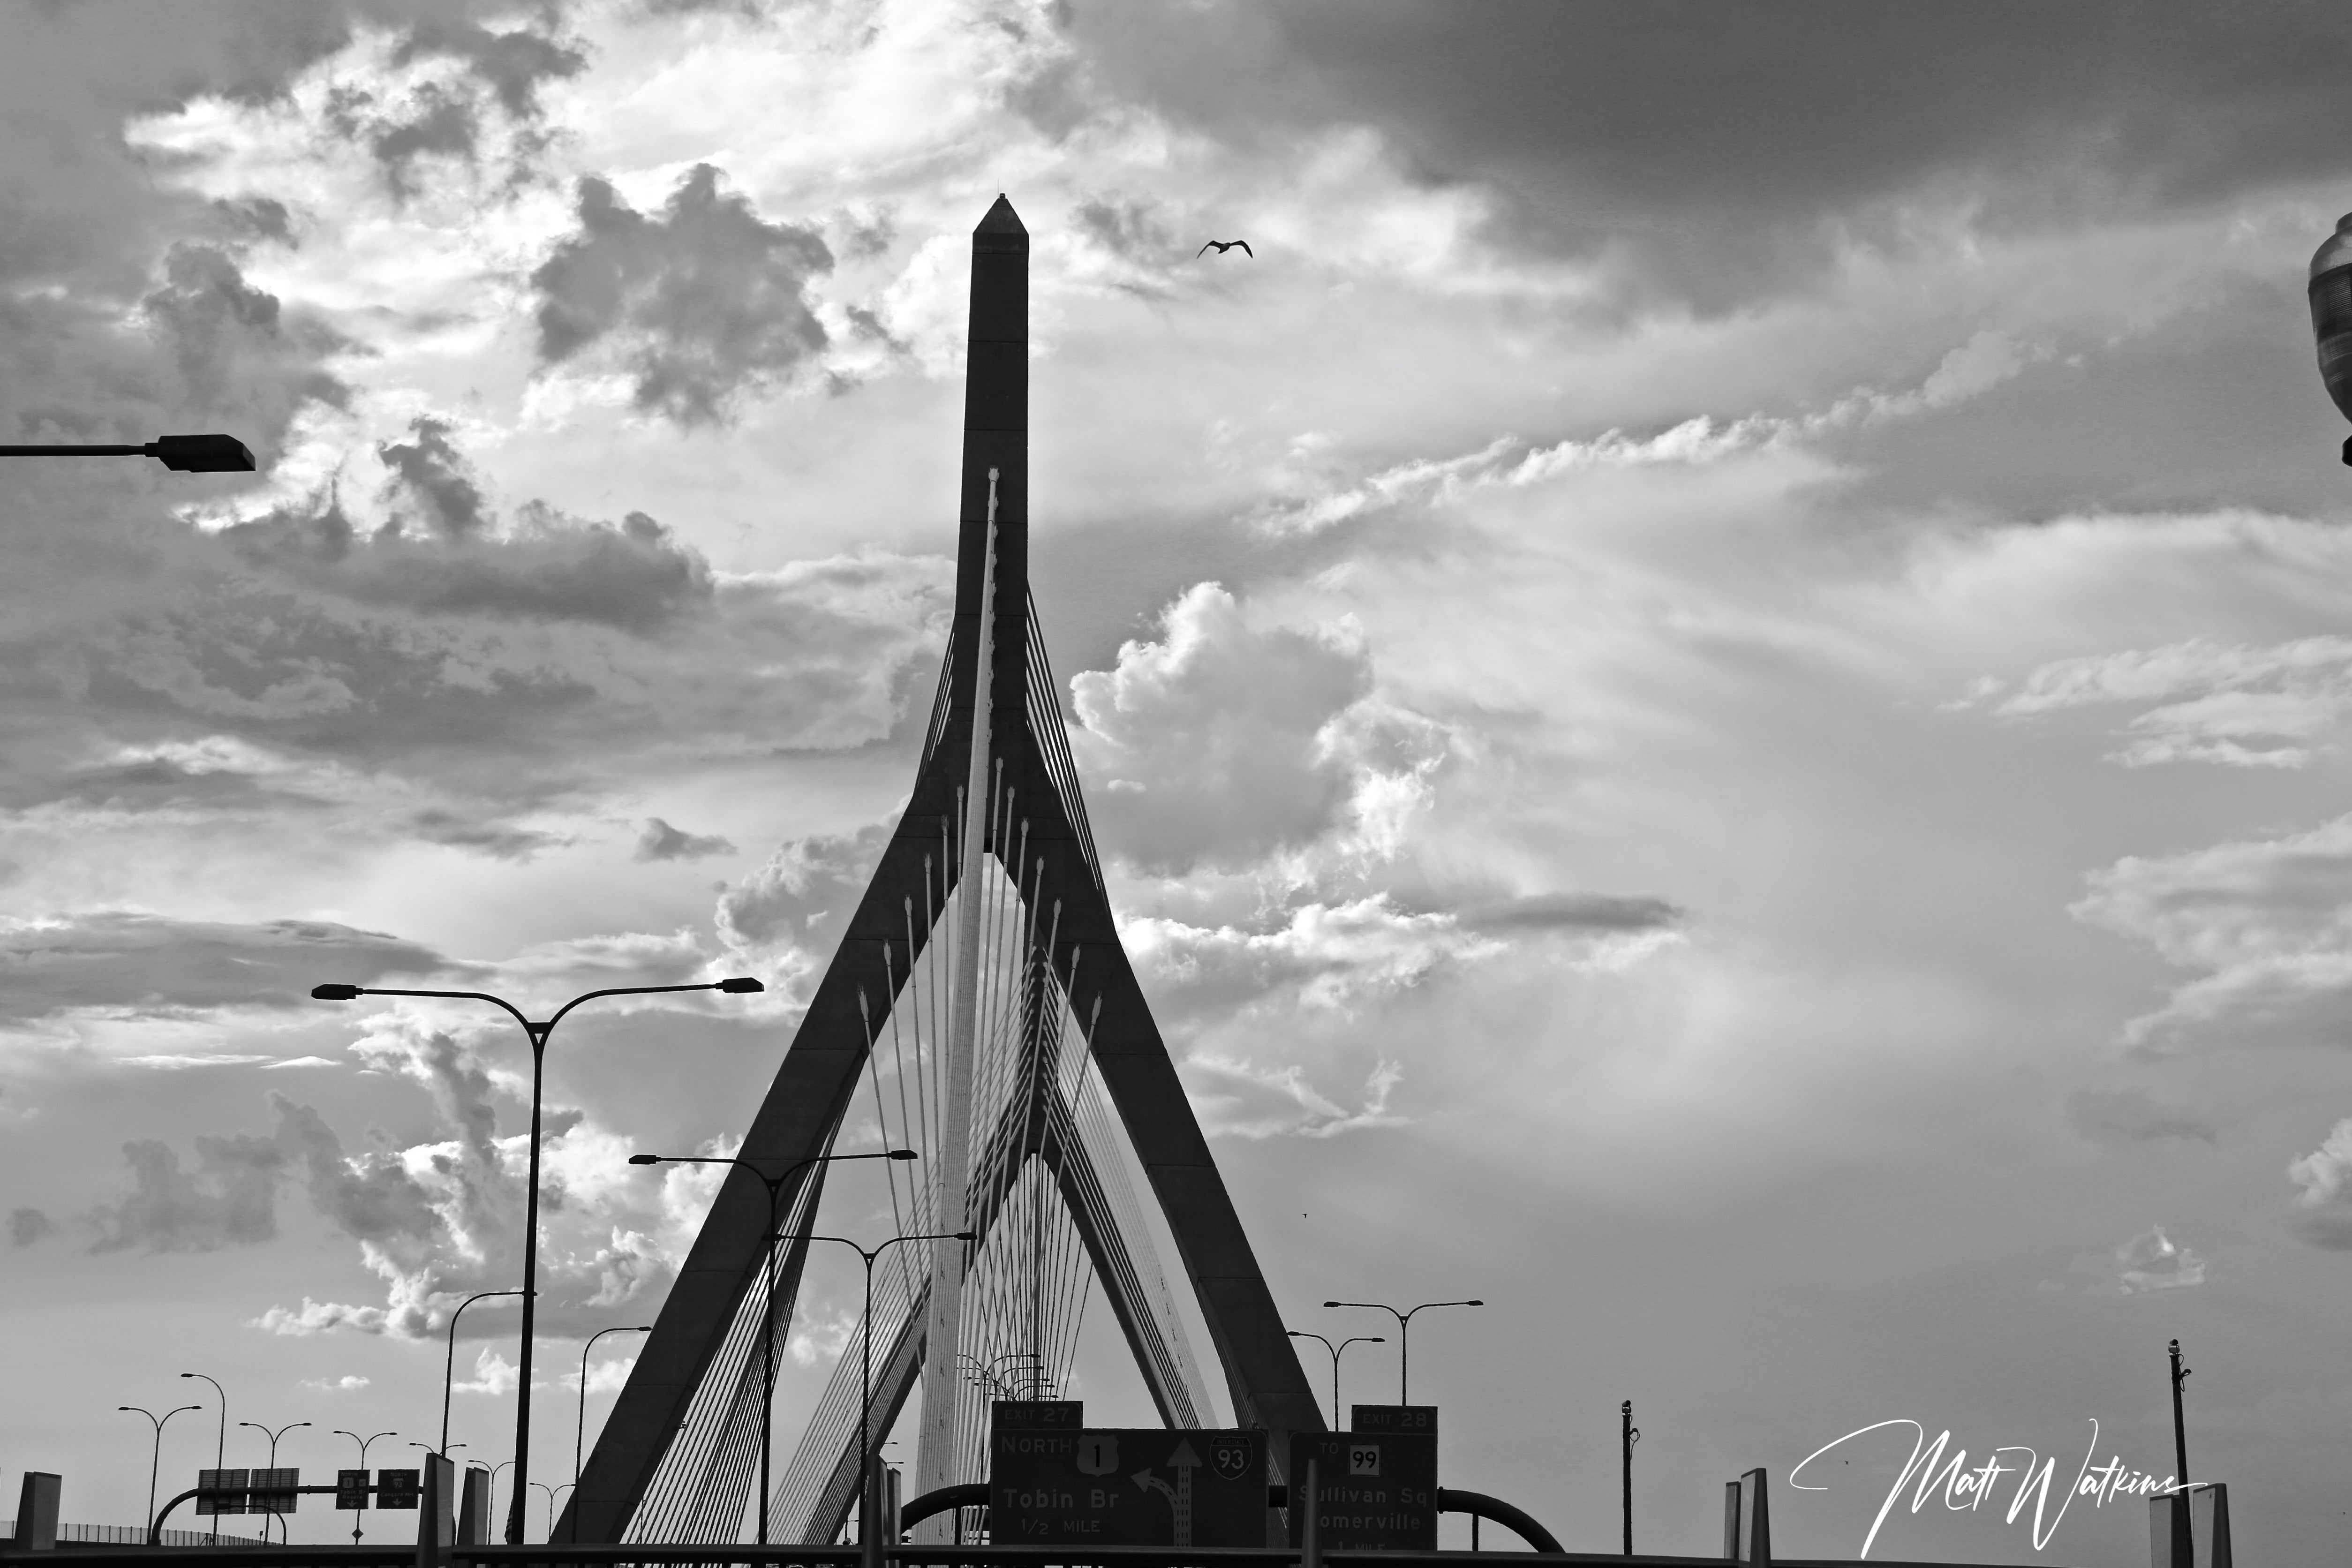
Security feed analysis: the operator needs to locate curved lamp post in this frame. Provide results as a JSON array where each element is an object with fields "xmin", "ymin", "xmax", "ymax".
[
  {"xmin": 333, "ymin": 1430, "xmax": 398, "ymax": 1543},
  {"xmin": 312, "ymin": 975, "xmax": 765, "ymax": 1542},
  {"xmin": 532, "ymin": 1482, "xmax": 571, "ymax": 1542},
  {"xmin": 1323, "ymin": 1299, "xmax": 1483, "ymax": 1405},
  {"xmin": 441, "ymin": 1289, "xmax": 529, "ymax": 1456},
  {"xmin": 627, "ymin": 1148, "xmax": 917, "ymax": 1543},
  {"xmin": 809, "ymin": 1229, "xmax": 975, "ymax": 1544},
  {"xmin": 2313, "ymin": 214, "xmax": 2352, "ymax": 464},
  {"xmin": 120, "ymin": 1404, "xmax": 201, "ymax": 1537},
  {"xmin": 240, "ymin": 1421, "xmax": 310, "ymax": 1544},
  {"xmin": 1286, "ymin": 1331, "xmax": 1385, "ymax": 1428},
  {"xmin": 572, "ymin": 1324, "xmax": 652, "ymax": 1533},
  {"xmin": 0, "ymin": 434, "xmax": 255, "ymax": 471},
  {"xmin": 178, "ymin": 1373, "xmax": 227, "ymax": 1545}
]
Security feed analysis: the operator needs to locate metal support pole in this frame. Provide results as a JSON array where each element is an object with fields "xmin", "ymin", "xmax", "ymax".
[
  {"xmin": 1621, "ymin": 1400, "xmax": 1638, "ymax": 1556},
  {"xmin": 2168, "ymin": 1338, "xmax": 2191, "ymax": 1486}
]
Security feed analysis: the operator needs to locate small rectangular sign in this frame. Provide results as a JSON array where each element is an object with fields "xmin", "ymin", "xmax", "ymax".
[
  {"xmin": 1289, "ymin": 1431, "xmax": 1437, "ymax": 1550},
  {"xmin": 249, "ymin": 1469, "xmax": 298, "ymax": 1513},
  {"xmin": 990, "ymin": 1404, "xmax": 1266, "ymax": 1547},
  {"xmin": 1349, "ymin": 1404, "xmax": 1438, "ymax": 1435},
  {"xmin": 375, "ymin": 1469, "xmax": 421, "ymax": 1510},
  {"xmin": 196, "ymin": 1469, "xmax": 248, "ymax": 1516},
  {"xmin": 335, "ymin": 1470, "xmax": 369, "ymax": 1510},
  {"xmin": 994, "ymin": 1401, "xmax": 1084, "ymax": 1430}
]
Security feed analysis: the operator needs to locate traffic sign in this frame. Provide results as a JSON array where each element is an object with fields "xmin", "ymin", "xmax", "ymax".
[
  {"xmin": 1350, "ymin": 1404, "xmax": 1437, "ymax": 1435},
  {"xmin": 989, "ymin": 1403, "xmax": 1266, "ymax": 1547},
  {"xmin": 335, "ymin": 1470, "xmax": 369, "ymax": 1510},
  {"xmin": 196, "ymin": 1470, "xmax": 248, "ymax": 1516},
  {"xmin": 250, "ymin": 1469, "xmax": 299, "ymax": 1513},
  {"xmin": 375, "ymin": 1469, "xmax": 421, "ymax": 1510},
  {"xmin": 1289, "ymin": 1429, "xmax": 1437, "ymax": 1550}
]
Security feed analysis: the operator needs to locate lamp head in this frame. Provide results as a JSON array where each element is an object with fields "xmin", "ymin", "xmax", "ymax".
[
  {"xmin": 955, "ymin": 1231, "xmax": 977, "ymax": 1241},
  {"xmin": 151, "ymin": 434, "xmax": 256, "ymax": 473},
  {"xmin": 1467, "ymin": 1299, "xmax": 1485, "ymax": 1306},
  {"xmin": 312, "ymin": 983, "xmax": 362, "ymax": 1001},
  {"xmin": 627, "ymin": 1153, "xmax": 661, "ymax": 1166},
  {"xmin": 716, "ymin": 976, "xmax": 764, "ymax": 994},
  {"xmin": 887, "ymin": 1148, "xmax": 918, "ymax": 1161},
  {"xmin": 1322, "ymin": 1300, "xmax": 1341, "ymax": 1308}
]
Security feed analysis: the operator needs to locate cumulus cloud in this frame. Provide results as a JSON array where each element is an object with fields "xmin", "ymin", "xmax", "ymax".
[
  {"xmin": 1185, "ymin": 1053, "xmax": 1406, "ymax": 1140},
  {"xmin": 717, "ymin": 819, "xmax": 894, "ymax": 970},
  {"xmin": 300, "ymin": 1374, "xmax": 371, "ymax": 1392},
  {"xmin": 1127, "ymin": 896, "xmax": 1504, "ymax": 1018},
  {"xmin": 2112, "ymin": 1225, "xmax": 2206, "ymax": 1294},
  {"xmin": 0, "ymin": 912, "xmax": 449, "ymax": 1025},
  {"xmin": 376, "ymin": 415, "xmax": 490, "ymax": 540},
  {"xmin": 90, "ymin": 1128, "xmax": 286, "ymax": 1252},
  {"xmin": 12, "ymin": 1207, "xmax": 56, "ymax": 1246},
  {"xmin": 1069, "ymin": 584, "xmax": 1372, "ymax": 874},
  {"xmin": 2288, "ymin": 1117, "xmax": 2352, "ymax": 1249},
  {"xmin": 532, "ymin": 164, "xmax": 834, "ymax": 424},
  {"xmin": 635, "ymin": 817, "xmax": 736, "ymax": 862},
  {"xmin": 2074, "ymin": 816, "xmax": 2352, "ymax": 1046}
]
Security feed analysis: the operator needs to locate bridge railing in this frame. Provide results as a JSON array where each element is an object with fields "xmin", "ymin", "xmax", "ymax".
[{"xmin": 0, "ymin": 1545, "xmax": 2051, "ymax": 1568}]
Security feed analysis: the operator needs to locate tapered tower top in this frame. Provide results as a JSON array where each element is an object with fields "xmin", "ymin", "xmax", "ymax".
[{"xmin": 975, "ymin": 194, "xmax": 1027, "ymax": 249}]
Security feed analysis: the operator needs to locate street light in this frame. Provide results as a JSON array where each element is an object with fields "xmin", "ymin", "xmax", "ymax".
[
  {"xmin": 119, "ymin": 1404, "xmax": 201, "ymax": 1536},
  {"xmin": 2311, "ymin": 213, "xmax": 2352, "ymax": 464},
  {"xmin": 441, "ymin": 1289, "xmax": 530, "ymax": 1456},
  {"xmin": 488, "ymin": 1460, "xmax": 516, "ymax": 1535},
  {"xmin": 178, "ymin": 1372, "xmax": 228, "ymax": 1545},
  {"xmin": 532, "ymin": 1482, "xmax": 572, "ymax": 1543},
  {"xmin": 627, "ymin": 1148, "xmax": 917, "ymax": 1543},
  {"xmin": 1323, "ymin": 1299, "xmax": 1483, "ymax": 1405},
  {"xmin": 808, "ymin": 1229, "xmax": 975, "ymax": 1545},
  {"xmin": 573, "ymin": 1324, "xmax": 652, "ymax": 1533},
  {"xmin": 1286, "ymin": 1331, "xmax": 1385, "ymax": 1428},
  {"xmin": 312, "ymin": 974, "xmax": 765, "ymax": 1543},
  {"xmin": 332, "ymin": 1430, "xmax": 397, "ymax": 1544},
  {"xmin": 0, "ymin": 433, "xmax": 256, "ymax": 471},
  {"xmin": 239, "ymin": 1421, "xmax": 310, "ymax": 1545}
]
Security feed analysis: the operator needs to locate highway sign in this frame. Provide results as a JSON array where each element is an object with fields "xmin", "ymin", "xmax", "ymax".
[
  {"xmin": 250, "ymin": 1469, "xmax": 299, "ymax": 1513},
  {"xmin": 1289, "ymin": 1429, "xmax": 1437, "ymax": 1550},
  {"xmin": 990, "ymin": 1404, "xmax": 1266, "ymax": 1546},
  {"xmin": 335, "ymin": 1471, "xmax": 369, "ymax": 1510},
  {"xmin": 375, "ymin": 1469, "xmax": 420, "ymax": 1510},
  {"xmin": 196, "ymin": 1470, "xmax": 248, "ymax": 1515},
  {"xmin": 1350, "ymin": 1404, "xmax": 1437, "ymax": 1435}
]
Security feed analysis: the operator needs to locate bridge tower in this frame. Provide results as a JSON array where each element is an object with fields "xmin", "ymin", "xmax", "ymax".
[{"xmin": 563, "ymin": 197, "xmax": 1323, "ymax": 1545}]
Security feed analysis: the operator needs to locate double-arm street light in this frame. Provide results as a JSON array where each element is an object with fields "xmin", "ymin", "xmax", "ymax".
[
  {"xmin": 120, "ymin": 1404, "xmax": 201, "ymax": 1535},
  {"xmin": 333, "ymin": 1430, "xmax": 398, "ymax": 1543},
  {"xmin": 533, "ymin": 1482, "xmax": 572, "ymax": 1542},
  {"xmin": 441, "ymin": 1289, "xmax": 529, "ymax": 1456},
  {"xmin": 809, "ymin": 1229, "xmax": 975, "ymax": 1540},
  {"xmin": 313, "ymin": 976, "xmax": 765, "ymax": 1543},
  {"xmin": 1286, "ymin": 1331, "xmax": 1385, "ymax": 1428},
  {"xmin": 240, "ymin": 1421, "xmax": 310, "ymax": 1544},
  {"xmin": 178, "ymin": 1373, "xmax": 227, "ymax": 1545},
  {"xmin": 628, "ymin": 1148, "xmax": 917, "ymax": 1543},
  {"xmin": 1324, "ymin": 1299, "xmax": 1483, "ymax": 1405},
  {"xmin": 0, "ymin": 434, "xmax": 256, "ymax": 471}
]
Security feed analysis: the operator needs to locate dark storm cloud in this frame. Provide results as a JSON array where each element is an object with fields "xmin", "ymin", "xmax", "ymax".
[
  {"xmin": 377, "ymin": 415, "xmax": 490, "ymax": 538},
  {"xmin": 635, "ymin": 817, "xmax": 736, "ymax": 861},
  {"xmin": 1065, "ymin": 0, "xmax": 2352, "ymax": 306},
  {"xmin": 392, "ymin": 18, "xmax": 587, "ymax": 121},
  {"xmin": 2066, "ymin": 1087, "xmax": 2220, "ymax": 1146},
  {"xmin": 1458, "ymin": 891, "xmax": 1682, "ymax": 935},
  {"xmin": 532, "ymin": 164, "xmax": 835, "ymax": 424},
  {"xmin": 0, "ymin": 912, "xmax": 451, "ymax": 1022},
  {"xmin": 270, "ymin": 1094, "xmax": 440, "ymax": 1244}
]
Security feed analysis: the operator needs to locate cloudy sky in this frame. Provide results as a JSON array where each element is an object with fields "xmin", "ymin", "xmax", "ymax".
[{"xmin": 10, "ymin": 0, "xmax": 2352, "ymax": 1560}]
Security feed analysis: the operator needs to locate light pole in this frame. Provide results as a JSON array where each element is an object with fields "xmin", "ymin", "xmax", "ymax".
[
  {"xmin": 532, "ymin": 1482, "xmax": 571, "ymax": 1542},
  {"xmin": 0, "ymin": 434, "xmax": 255, "ymax": 471},
  {"xmin": 627, "ymin": 1148, "xmax": 917, "ymax": 1543},
  {"xmin": 240, "ymin": 1421, "xmax": 310, "ymax": 1545},
  {"xmin": 119, "ymin": 1404, "xmax": 201, "ymax": 1536},
  {"xmin": 1323, "ymin": 1299, "xmax": 1483, "ymax": 1405},
  {"xmin": 1286, "ymin": 1331, "xmax": 1384, "ymax": 1428},
  {"xmin": 1621, "ymin": 1400, "xmax": 1639, "ymax": 1557},
  {"xmin": 572, "ymin": 1324, "xmax": 651, "ymax": 1532},
  {"xmin": 809, "ymin": 1229, "xmax": 975, "ymax": 1543},
  {"xmin": 178, "ymin": 1372, "xmax": 227, "ymax": 1545},
  {"xmin": 333, "ymin": 1430, "xmax": 397, "ymax": 1543},
  {"xmin": 488, "ymin": 1460, "xmax": 516, "ymax": 1537},
  {"xmin": 313, "ymin": 974, "xmax": 765, "ymax": 1543},
  {"xmin": 2168, "ymin": 1338, "xmax": 2191, "ymax": 1485},
  {"xmin": 442, "ymin": 1288, "xmax": 529, "ymax": 1455}
]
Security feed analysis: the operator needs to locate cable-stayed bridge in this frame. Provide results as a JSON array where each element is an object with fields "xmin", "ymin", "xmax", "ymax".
[{"xmin": 560, "ymin": 196, "xmax": 1324, "ymax": 1548}]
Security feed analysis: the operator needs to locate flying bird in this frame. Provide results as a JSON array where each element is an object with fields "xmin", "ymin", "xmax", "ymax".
[{"xmin": 1198, "ymin": 239, "xmax": 1253, "ymax": 258}]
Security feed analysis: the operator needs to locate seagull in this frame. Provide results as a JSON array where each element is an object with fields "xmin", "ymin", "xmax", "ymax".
[{"xmin": 1198, "ymin": 239, "xmax": 1253, "ymax": 258}]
